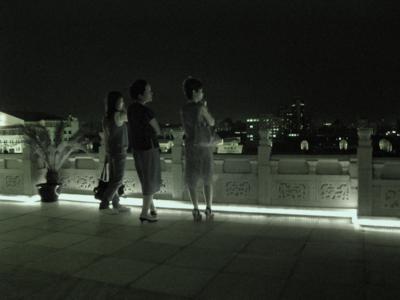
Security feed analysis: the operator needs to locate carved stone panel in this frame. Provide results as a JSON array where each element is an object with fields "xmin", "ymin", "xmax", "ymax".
[
  {"xmin": 121, "ymin": 172, "xmax": 172, "ymax": 196},
  {"xmin": 158, "ymin": 172, "xmax": 172, "ymax": 195},
  {"xmin": 62, "ymin": 174, "xmax": 98, "ymax": 192},
  {"xmin": 277, "ymin": 182, "xmax": 307, "ymax": 202},
  {"xmin": 213, "ymin": 174, "xmax": 257, "ymax": 204},
  {"xmin": 319, "ymin": 183, "xmax": 349, "ymax": 201},
  {"xmin": 122, "ymin": 175, "xmax": 140, "ymax": 194},
  {"xmin": 0, "ymin": 174, "xmax": 24, "ymax": 193},
  {"xmin": 383, "ymin": 188, "xmax": 400, "ymax": 209},
  {"xmin": 6, "ymin": 175, "xmax": 22, "ymax": 188},
  {"xmin": 225, "ymin": 181, "xmax": 252, "ymax": 198}
]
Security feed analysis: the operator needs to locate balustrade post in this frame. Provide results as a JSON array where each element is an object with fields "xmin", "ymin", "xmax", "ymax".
[
  {"xmin": 22, "ymin": 143, "xmax": 35, "ymax": 195},
  {"xmin": 258, "ymin": 129, "xmax": 272, "ymax": 205},
  {"xmin": 171, "ymin": 129, "xmax": 184, "ymax": 200},
  {"xmin": 357, "ymin": 127, "xmax": 373, "ymax": 216}
]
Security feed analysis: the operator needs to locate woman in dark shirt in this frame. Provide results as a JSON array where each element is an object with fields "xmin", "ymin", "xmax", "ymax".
[
  {"xmin": 100, "ymin": 91, "xmax": 131, "ymax": 214},
  {"xmin": 128, "ymin": 80, "xmax": 161, "ymax": 223}
]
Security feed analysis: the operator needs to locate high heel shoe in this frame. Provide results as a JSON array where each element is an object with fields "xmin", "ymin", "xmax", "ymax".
[
  {"xmin": 150, "ymin": 210, "xmax": 158, "ymax": 217},
  {"xmin": 205, "ymin": 207, "xmax": 214, "ymax": 219},
  {"xmin": 139, "ymin": 215, "xmax": 158, "ymax": 223},
  {"xmin": 192, "ymin": 209, "xmax": 202, "ymax": 222}
]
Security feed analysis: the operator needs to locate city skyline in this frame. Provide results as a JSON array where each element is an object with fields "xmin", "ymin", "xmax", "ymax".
[{"xmin": 1, "ymin": 1, "xmax": 400, "ymax": 123}]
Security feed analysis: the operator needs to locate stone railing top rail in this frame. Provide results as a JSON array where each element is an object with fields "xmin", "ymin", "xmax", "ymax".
[
  {"xmin": 373, "ymin": 157, "xmax": 400, "ymax": 163},
  {"xmin": 0, "ymin": 154, "xmax": 23, "ymax": 159},
  {"xmin": 271, "ymin": 154, "xmax": 357, "ymax": 161}
]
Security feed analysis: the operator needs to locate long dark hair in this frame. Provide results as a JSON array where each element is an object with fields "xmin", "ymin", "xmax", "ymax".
[
  {"xmin": 183, "ymin": 77, "xmax": 203, "ymax": 100},
  {"xmin": 105, "ymin": 91, "xmax": 123, "ymax": 120}
]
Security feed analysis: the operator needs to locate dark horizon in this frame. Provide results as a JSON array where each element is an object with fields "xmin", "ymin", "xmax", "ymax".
[{"xmin": 1, "ymin": 1, "xmax": 400, "ymax": 123}]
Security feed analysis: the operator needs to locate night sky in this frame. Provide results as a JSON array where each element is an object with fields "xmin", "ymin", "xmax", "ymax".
[{"xmin": 1, "ymin": 1, "xmax": 400, "ymax": 123}]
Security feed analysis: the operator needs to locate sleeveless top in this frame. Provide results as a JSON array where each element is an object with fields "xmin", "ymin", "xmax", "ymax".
[
  {"xmin": 181, "ymin": 102, "xmax": 210, "ymax": 146},
  {"xmin": 103, "ymin": 115, "xmax": 128, "ymax": 155}
]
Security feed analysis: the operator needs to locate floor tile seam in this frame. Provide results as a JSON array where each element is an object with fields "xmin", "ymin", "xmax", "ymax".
[
  {"xmin": 0, "ymin": 234, "xmax": 55, "ymax": 244},
  {"xmin": 166, "ymin": 220, "xmax": 220, "ymax": 249},
  {"xmin": 111, "ymin": 240, "xmax": 182, "ymax": 263},
  {"xmin": 30, "ymin": 212, "xmax": 80, "ymax": 218},
  {"xmin": 27, "ymin": 233, "xmax": 94, "ymax": 249},
  {"xmin": 1, "ymin": 224, "xmax": 66, "ymax": 233},
  {"xmin": 0, "ymin": 243, "xmax": 24, "ymax": 251},
  {"xmin": 36, "ymin": 216, "xmax": 88, "ymax": 227},
  {"xmin": 64, "ymin": 241, "xmax": 135, "ymax": 256},
  {"xmin": 364, "ymin": 240, "xmax": 400, "ymax": 248},
  {"xmin": 193, "ymin": 234, "xmax": 260, "ymax": 299},
  {"xmin": 161, "ymin": 259, "xmax": 226, "ymax": 273},
  {"xmin": 136, "ymin": 226, "xmax": 217, "ymax": 265},
  {"xmin": 0, "ymin": 215, "xmax": 26, "ymax": 222},
  {"xmin": 20, "ymin": 260, "xmax": 93, "ymax": 278},
  {"xmin": 116, "ymin": 258, "xmax": 174, "ymax": 289},
  {"xmin": 125, "ymin": 285, "xmax": 193, "ymax": 299},
  {"xmin": 127, "ymin": 228, "xmax": 172, "ymax": 244},
  {"xmin": 0, "ymin": 223, "xmax": 32, "ymax": 234},
  {"xmin": 0, "ymin": 247, "xmax": 65, "ymax": 267},
  {"xmin": 102, "ymin": 235, "xmax": 192, "ymax": 287},
  {"xmin": 68, "ymin": 252, "xmax": 129, "ymax": 279},
  {"xmin": 276, "ymin": 226, "xmax": 315, "ymax": 300},
  {"xmin": 123, "ymin": 224, "xmax": 217, "ymax": 288},
  {"xmin": 0, "ymin": 274, "xmax": 66, "ymax": 298}
]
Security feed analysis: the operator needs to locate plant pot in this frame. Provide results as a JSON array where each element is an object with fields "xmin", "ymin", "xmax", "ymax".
[{"xmin": 37, "ymin": 183, "xmax": 61, "ymax": 202}]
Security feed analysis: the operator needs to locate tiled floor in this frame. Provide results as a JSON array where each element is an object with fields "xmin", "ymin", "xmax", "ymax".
[{"xmin": 0, "ymin": 200, "xmax": 400, "ymax": 299}]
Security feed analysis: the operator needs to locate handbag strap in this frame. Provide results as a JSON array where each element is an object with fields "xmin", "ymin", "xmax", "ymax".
[{"xmin": 100, "ymin": 156, "xmax": 109, "ymax": 182}]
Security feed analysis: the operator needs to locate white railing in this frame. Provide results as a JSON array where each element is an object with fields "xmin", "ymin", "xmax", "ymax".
[{"xmin": 1, "ymin": 128, "xmax": 399, "ymax": 218}]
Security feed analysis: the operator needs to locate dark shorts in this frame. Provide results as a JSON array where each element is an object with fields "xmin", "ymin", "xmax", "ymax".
[{"xmin": 134, "ymin": 148, "xmax": 161, "ymax": 195}]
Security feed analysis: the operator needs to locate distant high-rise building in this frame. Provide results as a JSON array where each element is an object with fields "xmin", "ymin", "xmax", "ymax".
[
  {"xmin": 245, "ymin": 114, "xmax": 284, "ymax": 141},
  {"xmin": 279, "ymin": 97, "xmax": 306, "ymax": 135}
]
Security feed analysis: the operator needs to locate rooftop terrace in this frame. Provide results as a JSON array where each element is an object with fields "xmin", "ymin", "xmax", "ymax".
[{"xmin": 1, "ymin": 200, "xmax": 400, "ymax": 299}]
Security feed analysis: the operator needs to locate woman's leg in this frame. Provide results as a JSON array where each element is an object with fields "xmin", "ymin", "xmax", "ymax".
[
  {"xmin": 188, "ymin": 185, "xmax": 199, "ymax": 210},
  {"xmin": 101, "ymin": 157, "xmax": 119, "ymax": 209},
  {"xmin": 203, "ymin": 184, "xmax": 213, "ymax": 209},
  {"xmin": 188, "ymin": 182, "xmax": 202, "ymax": 221},
  {"xmin": 111, "ymin": 155, "xmax": 126, "ymax": 209},
  {"xmin": 141, "ymin": 194, "xmax": 152, "ymax": 216},
  {"xmin": 140, "ymin": 194, "xmax": 157, "ymax": 222},
  {"xmin": 150, "ymin": 199, "xmax": 156, "ymax": 212}
]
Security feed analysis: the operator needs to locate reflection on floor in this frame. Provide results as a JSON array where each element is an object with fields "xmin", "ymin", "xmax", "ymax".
[{"xmin": 0, "ymin": 200, "xmax": 399, "ymax": 299}]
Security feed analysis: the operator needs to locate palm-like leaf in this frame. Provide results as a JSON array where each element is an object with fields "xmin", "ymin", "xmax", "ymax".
[
  {"xmin": 20, "ymin": 124, "xmax": 92, "ymax": 183},
  {"xmin": 54, "ymin": 121, "xmax": 66, "ymax": 147}
]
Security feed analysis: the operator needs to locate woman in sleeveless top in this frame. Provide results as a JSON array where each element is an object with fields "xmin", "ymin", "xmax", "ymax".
[
  {"xmin": 181, "ymin": 77, "xmax": 215, "ymax": 221},
  {"xmin": 100, "ymin": 91, "xmax": 130, "ymax": 214}
]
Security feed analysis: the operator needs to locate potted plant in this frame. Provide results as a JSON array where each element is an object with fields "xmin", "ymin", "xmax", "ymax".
[{"xmin": 21, "ymin": 123, "xmax": 91, "ymax": 202}]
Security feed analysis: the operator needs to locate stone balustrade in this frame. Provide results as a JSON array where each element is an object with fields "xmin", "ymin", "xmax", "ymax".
[{"xmin": 1, "ymin": 127, "xmax": 400, "ymax": 218}]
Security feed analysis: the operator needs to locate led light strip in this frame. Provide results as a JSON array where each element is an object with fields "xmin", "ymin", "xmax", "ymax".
[
  {"xmin": 354, "ymin": 217, "xmax": 400, "ymax": 229},
  {"xmin": 0, "ymin": 194, "xmax": 40, "ymax": 203},
  {"xmin": 2, "ymin": 193, "xmax": 400, "ymax": 229},
  {"xmin": 56, "ymin": 193, "xmax": 357, "ymax": 219}
]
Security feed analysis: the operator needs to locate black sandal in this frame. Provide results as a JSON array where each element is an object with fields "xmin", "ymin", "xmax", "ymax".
[
  {"xmin": 192, "ymin": 209, "xmax": 202, "ymax": 222},
  {"xmin": 205, "ymin": 207, "xmax": 214, "ymax": 219}
]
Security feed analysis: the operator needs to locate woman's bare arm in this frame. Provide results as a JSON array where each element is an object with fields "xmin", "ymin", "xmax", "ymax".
[
  {"xmin": 114, "ymin": 111, "xmax": 128, "ymax": 127},
  {"xmin": 200, "ymin": 105, "xmax": 215, "ymax": 127}
]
